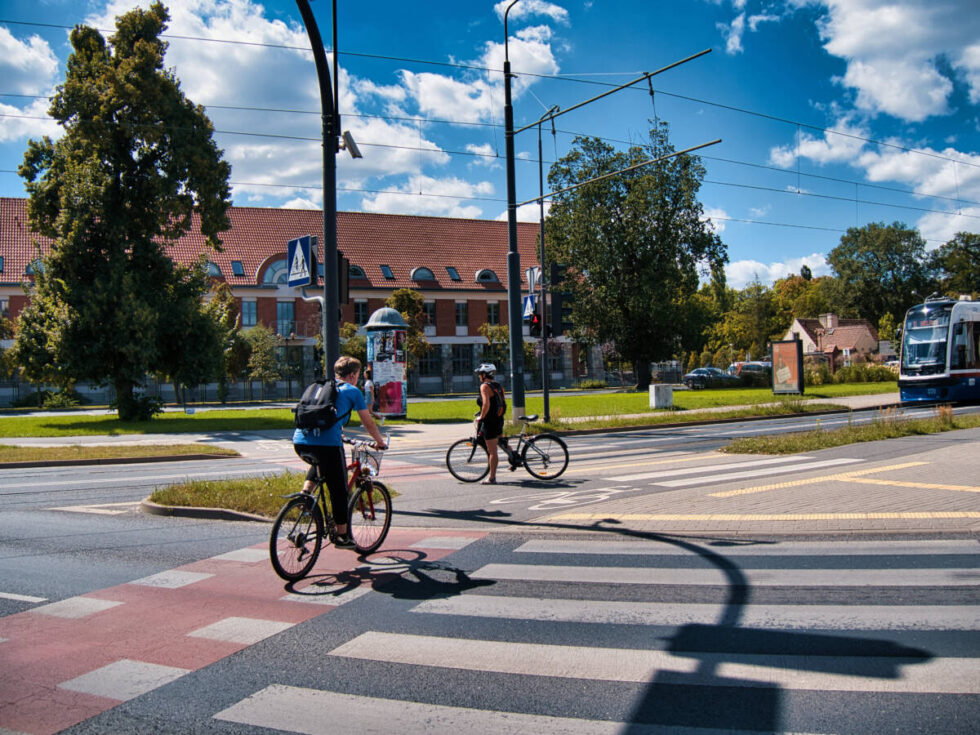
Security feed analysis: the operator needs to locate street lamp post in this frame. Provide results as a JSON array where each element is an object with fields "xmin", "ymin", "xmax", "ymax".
[
  {"xmin": 537, "ymin": 106, "xmax": 558, "ymax": 423},
  {"xmin": 503, "ymin": 0, "xmax": 525, "ymax": 423},
  {"xmin": 295, "ymin": 0, "xmax": 340, "ymax": 376}
]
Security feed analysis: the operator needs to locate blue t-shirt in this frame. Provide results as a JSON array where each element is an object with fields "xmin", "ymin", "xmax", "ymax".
[{"xmin": 292, "ymin": 381, "xmax": 366, "ymax": 447}]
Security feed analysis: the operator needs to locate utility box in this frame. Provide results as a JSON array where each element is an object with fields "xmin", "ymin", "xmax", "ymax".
[{"xmin": 650, "ymin": 383, "xmax": 673, "ymax": 409}]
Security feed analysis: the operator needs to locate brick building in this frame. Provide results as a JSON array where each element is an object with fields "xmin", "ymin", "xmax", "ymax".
[{"xmin": 0, "ymin": 197, "xmax": 579, "ymax": 399}]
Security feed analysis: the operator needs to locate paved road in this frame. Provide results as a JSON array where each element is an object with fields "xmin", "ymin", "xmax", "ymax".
[{"xmin": 2, "ymin": 531, "xmax": 976, "ymax": 734}]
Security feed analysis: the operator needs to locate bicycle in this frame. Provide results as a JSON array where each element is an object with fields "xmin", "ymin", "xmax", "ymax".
[
  {"xmin": 269, "ymin": 434, "xmax": 392, "ymax": 582},
  {"xmin": 445, "ymin": 414, "xmax": 569, "ymax": 482}
]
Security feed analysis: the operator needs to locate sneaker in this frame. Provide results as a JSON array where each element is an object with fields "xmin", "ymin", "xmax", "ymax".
[{"xmin": 332, "ymin": 533, "xmax": 357, "ymax": 549}]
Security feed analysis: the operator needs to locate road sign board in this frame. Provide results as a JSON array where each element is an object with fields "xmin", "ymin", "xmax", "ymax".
[
  {"xmin": 522, "ymin": 294, "xmax": 536, "ymax": 319},
  {"xmin": 287, "ymin": 236, "xmax": 314, "ymax": 287}
]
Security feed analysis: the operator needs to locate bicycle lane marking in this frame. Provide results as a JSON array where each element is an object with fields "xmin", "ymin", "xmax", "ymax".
[
  {"xmin": 490, "ymin": 487, "xmax": 646, "ymax": 512},
  {"xmin": 0, "ymin": 528, "xmax": 487, "ymax": 735}
]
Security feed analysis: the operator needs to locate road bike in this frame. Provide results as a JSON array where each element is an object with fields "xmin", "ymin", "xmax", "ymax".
[
  {"xmin": 445, "ymin": 414, "xmax": 569, "ymax": 482},
  {"xmin": 269, "ymin": 435, "xmax": 392, "ymax": 582}
]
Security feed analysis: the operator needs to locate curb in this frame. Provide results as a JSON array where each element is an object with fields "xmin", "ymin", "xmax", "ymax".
[
  {"xmin": 140, "ymin": 498, "xmax": 271, "ymax": 524},
  {"xmin": 0, "ymin": 453, "xmax": 237, "ymax": 470},
  {"xmin": 551, "ymin": 401, "xmax": 901, "ymax": 437}
]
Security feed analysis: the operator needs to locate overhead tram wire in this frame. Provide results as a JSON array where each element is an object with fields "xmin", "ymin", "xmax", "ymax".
[{"xmin": 2, "ymin": 15, "xmax": 975, "ymax": 171}]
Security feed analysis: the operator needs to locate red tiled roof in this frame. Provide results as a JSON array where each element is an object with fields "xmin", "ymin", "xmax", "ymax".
[
  {"xmin": 1, "ymin": 198, "xmax": 540, "ymax": 291},
  {"xmin": 794, "ymin": 317, "xmax": 878, "ymax": 351}
]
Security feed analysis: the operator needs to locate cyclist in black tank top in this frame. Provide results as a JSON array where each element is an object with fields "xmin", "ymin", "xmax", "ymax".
[{"xmin": 474, "ymin": 362, "xmax": 506, "ymax": 484}]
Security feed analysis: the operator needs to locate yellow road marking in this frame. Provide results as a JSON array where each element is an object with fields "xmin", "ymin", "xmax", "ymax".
[
  {"xmin": 708, "ymin": 462, "xmax": 928, "ymax": 498},
  {"xmin": 547, "ymin": 512, "xmax": 980, "ymax": 522},
  {"xmin": 846, "ymin": 478, "xmax": 980, "ymax": 493}
]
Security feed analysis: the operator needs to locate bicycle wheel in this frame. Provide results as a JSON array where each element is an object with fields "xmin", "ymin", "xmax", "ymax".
[
  {"xmin": 348, "ymin": 480, "xmax": 392, "ymax": 554},
  {"xmin": 269, "ymin": 496, "xmax": 323, "ymax": 581},
  {"xmin": 445, "ymin": 437, "xmax": 490, "ymax": 482},
  {"xmin": 521, "ymin": 433, "xmax": 569, "ymax": 480}
]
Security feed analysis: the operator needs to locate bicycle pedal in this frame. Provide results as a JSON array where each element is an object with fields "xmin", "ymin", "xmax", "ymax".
[{"xmin": 509, "ymin": 464, "xmax": 519, "ymax": 471}]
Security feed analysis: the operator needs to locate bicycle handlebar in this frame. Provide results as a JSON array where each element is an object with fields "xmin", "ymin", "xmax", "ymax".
[{"xmin": 343, "ymin": 432, "xmax": 389, "ymax": 450}]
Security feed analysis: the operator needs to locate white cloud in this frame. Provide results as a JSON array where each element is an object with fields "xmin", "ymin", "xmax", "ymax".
[
  {"xmin": 726, "ymin": 253, "xmax": 831, "ymax": 289},
  {"xmin": 360, "ymin": 175, "xmax": 495, "ymax": 219},
  {"xmin": 0, "ymin": 96, "xmax": 60, "ymax": 143},
  {"xmin": 808, "ymin": 0, "xmax": 980, "ymax": 121},
  {"xmin": 466, "ymin": 143, "xmax": 502, "ymax": 168},
  {"xmin": 0, "ymin": 26, "xmax": 59, "ymax": 95},
  {"xmin": 0, "ymin": 26, "xmax": 62, "ymax": 142},
  {"xmin": 494, "ymin": 0, "xmax": 570, "ymax": 25},
  {"xmin": 717, "ymin": 13, "xmax": 746, "ymax": 55},
  {"xmin": 769, "ymin": 116, "xmax": 869, "ymax": 167},
  {"xmin": 701, "ymin": 206, "xmax": 728, "ymax": 233},
  {"xmin": 495, "ymin": 200, "xmax": 552, "ymax": 222},
  {"xmin": 281, "ymin": 197, "xmax": 320, "ymax": 210}
]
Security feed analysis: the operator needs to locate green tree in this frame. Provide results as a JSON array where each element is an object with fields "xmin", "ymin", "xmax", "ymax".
[
  {"xmin": 545, "ymin": 121, "xmax": 727, "ymax": 389},
  {"xmin": 243, "ymin": 325, "xmax": 281, "ymax": 386},
  {"xmin": 827, "ymin": 222, "xmax": 935, "ymax": 325},
  {"xmin": 386, "ymin": 288, "xmax": 431, "ymax": 369},
  {"xmin": 15, "ymin": 3, "xmax": 231, "ymax": 420},
  {"xmin": 479, "ymin": 323, "xmax": 510, "ymax": 371},
  {"xmin": 930, "ymin": 232, "xmax": 980, "ymax": 298},
  {"xmin": 340, "ymin": 322, "xmax": 367, "ymax": 366}
]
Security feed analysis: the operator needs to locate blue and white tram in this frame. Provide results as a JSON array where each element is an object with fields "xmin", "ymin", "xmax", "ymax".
[{"xmin": 899, "ymin": 296, "xmax": 980, "ymax": 403}]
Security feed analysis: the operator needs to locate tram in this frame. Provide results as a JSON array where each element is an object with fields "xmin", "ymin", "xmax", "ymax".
[{"xmin": 899, "ymin": 296, "xmax": 980, "ymax": 403}]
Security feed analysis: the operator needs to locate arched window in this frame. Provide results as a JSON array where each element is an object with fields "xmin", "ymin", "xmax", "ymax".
[
  {"xmin": 206, "ymin": 261, "xmax": 222, "ymax": 277},
  {"xmin": 349, "ymin": 264, "xmax": 366, "ymax": 279},
  {"xmin": 411, "ymin": 266, "xmax": 436, "ymax": 281},
  {"xmin": 262, "ymin": 258, "xmax": 288, "ymax": 285},
  {"xmin": 475, "ymin": 268, "xmax": 499, "ymax": 283},
  {"xmin": 25, "ymin": 259, "xmax": 44, "ymax": 275}
]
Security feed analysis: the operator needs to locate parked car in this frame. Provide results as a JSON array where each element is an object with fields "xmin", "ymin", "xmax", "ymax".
[
  {"xmin": 726, "ymin": 361, "xmax": 772, "ymax": 376},
  {"xmin": 682, "ymin": 366, "xmax": 741, "ymax": 389}
]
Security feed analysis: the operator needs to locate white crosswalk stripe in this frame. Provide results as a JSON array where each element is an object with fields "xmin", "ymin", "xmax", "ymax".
[{"xmin": 214, "ymin": 537, "xmax": 980, "ymax": 733}]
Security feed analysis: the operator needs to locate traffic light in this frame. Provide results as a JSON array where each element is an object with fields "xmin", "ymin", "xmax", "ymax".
[
  {"xmin": 529, "ymin": 307, "xmax": 542, "ymax": 337},
  {"xmin": 338, "ymin": 251, "xmax": 350, "ymax": 305},
  {"xmin": 549, "ymin": 262, "xmax": 573, "ymax": 335}
]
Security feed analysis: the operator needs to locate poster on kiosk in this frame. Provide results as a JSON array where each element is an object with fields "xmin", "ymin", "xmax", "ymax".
[{"xmin": 367, "ymin": 328, "xmax": 408, "ymax": 417}]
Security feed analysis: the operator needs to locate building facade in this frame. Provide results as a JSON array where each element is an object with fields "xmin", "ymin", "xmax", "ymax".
[{"xmin": 0, "ymin": 198, "xmax": 582, "ymax": 400}]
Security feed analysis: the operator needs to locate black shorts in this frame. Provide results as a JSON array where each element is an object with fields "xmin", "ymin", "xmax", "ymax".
[{"xmin": 478, "ymin": 416, "xmax": 504, "ymax": 441}]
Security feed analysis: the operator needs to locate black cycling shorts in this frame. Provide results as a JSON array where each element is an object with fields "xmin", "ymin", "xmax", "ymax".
[{"xmin": 477, "ymin": 416, "xmax": 504, "ymax": 441}]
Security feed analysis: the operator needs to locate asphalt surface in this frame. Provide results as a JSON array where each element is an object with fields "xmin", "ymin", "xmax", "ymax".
[{"xmin": 6, "ymin": 392, "xmax": 980, "ymax": 537}]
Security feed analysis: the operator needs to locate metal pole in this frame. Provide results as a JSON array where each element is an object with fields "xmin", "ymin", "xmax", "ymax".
[
  {"xmin": 503, "ymin": 0, "xmax": 525, "ymax": 423},
  {"xmin": 295, "ymin": 0, "xmax": 339, "ymax": 376},
  {"xmin": 538, "ymin": 119, "xmax": 549, "ymax": 423}
]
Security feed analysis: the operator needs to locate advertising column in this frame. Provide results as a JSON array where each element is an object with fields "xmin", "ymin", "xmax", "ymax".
[{"xmin": 365, "ymin": 307, "xmax": 409, "ymax": 418}]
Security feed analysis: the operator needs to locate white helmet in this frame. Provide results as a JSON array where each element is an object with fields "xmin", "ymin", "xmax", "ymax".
[{"xmin": 475, "ymin": 362, "xmax": 496, "ymax": 376}]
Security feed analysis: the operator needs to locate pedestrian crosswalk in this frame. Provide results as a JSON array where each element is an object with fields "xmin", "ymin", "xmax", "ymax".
[{"xmin": 213, "ymin": 536, "xmax": 980, "ymax": 734}]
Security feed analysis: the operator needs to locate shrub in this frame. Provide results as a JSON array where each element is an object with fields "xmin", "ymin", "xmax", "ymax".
[
  {"xmin": 804, "ymin": 364, "xmax": 832, "ymax": 386},
  {"xmin": 575, "ymin": 379, "xmax": 608, "ymax": 389},
  {"xmin": 42, "ymin": 389, "xmax": 90, "ymax": 409},
  {"xmin": 835, "ymin": 364, "xmax": 896, "ymax": 384}
]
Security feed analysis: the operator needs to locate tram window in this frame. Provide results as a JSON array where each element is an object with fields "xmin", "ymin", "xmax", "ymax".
[{"xmin": 952, "ymin": 322, "xmax": 979, "ymax": 370}]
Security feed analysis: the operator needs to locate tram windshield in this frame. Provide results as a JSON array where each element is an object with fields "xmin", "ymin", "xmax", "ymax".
[{"xmin": 902, "ymin": 303, "xmax": 952, "ymax": 370}]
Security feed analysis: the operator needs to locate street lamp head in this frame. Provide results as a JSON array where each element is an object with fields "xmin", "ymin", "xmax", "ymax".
[{"xmin": 341, "ymin": 130, "xmax": 362, "ymax": 159}]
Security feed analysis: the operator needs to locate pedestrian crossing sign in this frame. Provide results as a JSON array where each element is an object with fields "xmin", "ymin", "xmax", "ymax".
[{"xmin": 287, "ymin": 235, "xmax": 315, "ymax": 287}]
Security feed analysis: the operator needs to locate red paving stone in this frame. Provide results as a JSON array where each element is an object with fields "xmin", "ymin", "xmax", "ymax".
[{"xmin": 0, "ymin": 528, "xmax": 486, "ymax": 735}]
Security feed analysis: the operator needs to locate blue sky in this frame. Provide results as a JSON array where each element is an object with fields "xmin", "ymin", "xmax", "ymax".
[{"xmin": 1, "ymin": 0, "xmax": 978, "ymax": 288}]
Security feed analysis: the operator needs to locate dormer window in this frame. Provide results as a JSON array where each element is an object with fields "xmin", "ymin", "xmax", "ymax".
[
  {"xmin": 206, "ymin": 261, "xmax": 222, "ymax": 277},
  {"xmin": 350, "ymin": 264, "xmax": 366, "ymax": 279},
  {"xmin": 411, "ymin": 267, "xmax": 435, "ymax": 281},
  {"xmin": 446, "ymin": 266, "xmax": 461, "ymax": 281},
  {"xmin": 25, "ymin": 259, "xmax": 43, "ymax": 275},
  {"xmin": 380, "ymin": 265, "xmax": 394, "ymax": 279},
  {"xmin": 475, "ymin": 268, "xmax": 499, "ymax": 283}
]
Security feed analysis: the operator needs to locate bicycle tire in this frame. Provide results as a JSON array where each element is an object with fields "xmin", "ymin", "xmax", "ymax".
[
  {"xmin": 348, "ymin": 479, "xmax": 392, "ymax": 554},
  {"xmin": 445, "ymin": 437, "xmax": 490, "ymax": 482},
  {"xmin": 521, "ymin": 433, "xmax": 569, "ymax": 480},
  {"xmin": 269, "ymin": 496, "xmax": 324, "ymax": 581}
]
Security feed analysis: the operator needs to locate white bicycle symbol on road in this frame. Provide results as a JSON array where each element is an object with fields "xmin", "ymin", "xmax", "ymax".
[{"xmin": 490, "ymin": 488, "xmax": 634, "ymax": 511}]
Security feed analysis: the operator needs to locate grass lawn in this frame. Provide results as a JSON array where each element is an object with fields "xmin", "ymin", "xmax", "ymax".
[
  {"xmin": 723, "ymin": 405, "xmax": 980, "ymax": 454},
  {"xmin": 0, "ymin": 382, "xmax": 898, "ymax": 438},
  {"xmin": 149, "ymin": 471, "xmax": 305, "ymax": 518},
  {"xmin": 0, "ymin": 443, "xmax": 238, "ymax": 463}
]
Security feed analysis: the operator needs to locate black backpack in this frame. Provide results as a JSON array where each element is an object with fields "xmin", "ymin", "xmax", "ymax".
[{"xmin": 293, "ymin": 378, "xmax": 343, "ymax": 430}]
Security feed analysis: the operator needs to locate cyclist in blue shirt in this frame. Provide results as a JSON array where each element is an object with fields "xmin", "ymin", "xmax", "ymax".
[{"xmin": 293, "ymin": 356, "xmax": 386, "ymax": 548}]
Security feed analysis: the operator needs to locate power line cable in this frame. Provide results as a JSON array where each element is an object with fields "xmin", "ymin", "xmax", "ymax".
[{"xmin": 2, "ymin": 16, "xmax": 976, "ymax": 169}]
